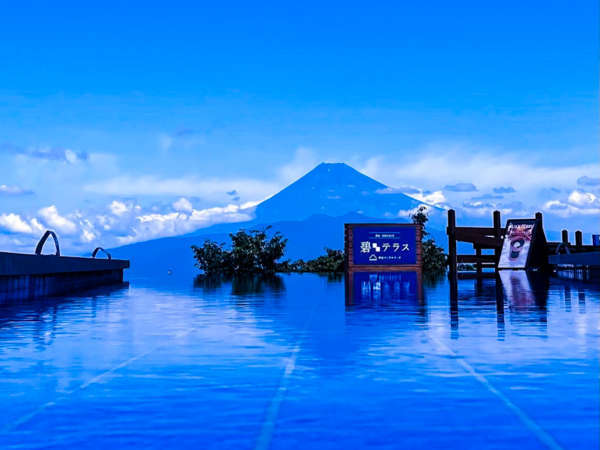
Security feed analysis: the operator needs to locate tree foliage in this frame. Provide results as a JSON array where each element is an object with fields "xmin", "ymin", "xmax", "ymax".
[
  {"xmin": 192, "ymin": 227, "xmax": 287, "ymax": 276},
  {"xmin": 192, "ymin": 228, "xmax": 345, "ymax": 275},
  {"xmin": 278, "ymin": 248, "xmax": 345, "ymax": 273},
  {"xmin": 411, "ymin": 206, "xmax": 448, "ymax": 276},
  {"xmin": 193, "ymin": 210, "xmax": 447, "ymax": 277}
]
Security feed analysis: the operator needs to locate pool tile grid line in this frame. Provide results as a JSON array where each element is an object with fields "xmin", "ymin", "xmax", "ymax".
[
  {"xmin": 3, "ymin": 329, "xmax": 193, "ymax": 433},
  {"xmin": 430, "ymin": 335, "xmax": 563, "ymax": 450},
  {"xmin": 255, "ymin": 297, "xmax": 322, "ymax": 450}
]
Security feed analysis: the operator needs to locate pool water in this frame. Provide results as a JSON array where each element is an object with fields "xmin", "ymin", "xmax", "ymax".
[{"xmin": 0, "ymin": 272, "xmax": 598, "ymax": 449}]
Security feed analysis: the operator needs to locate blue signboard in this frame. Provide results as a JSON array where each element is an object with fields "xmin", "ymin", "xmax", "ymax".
[{"xmin": 352, "ymin": 226, "xmax": 417, "ymax": 265}]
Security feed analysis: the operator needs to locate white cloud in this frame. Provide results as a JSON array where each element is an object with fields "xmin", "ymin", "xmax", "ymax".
[
  {"xmin": 38, "ymin": 205, "xmax": 77, "ymax": 234},
  {"xmin": 462, "ymin": 200, "xmax": 526, "ymax": 217},
  {"xmin": 567, "ymin": 190, "xmax": 600, "ymax": 208},
  {"xmin": 411, "ymin": 190, "xmax": 447, "ymax": 207},
  {"xmin": 361, "ymin": 145, "xmax": 597, "ymax": 193},
  {"xmin": 117, "ymin": 202, "xmax": 256, "ymax": 245},
  {"xmin": 85, "ymin": 175, "xmax": 279, "ymax": 203},
  {"xmin": 0, "ymin": 213, "xmax": 40, "ymax": 234},
  {"xmin": 277, "ymin": 147, "xmax": 320, "ymax": 183},
  {"xmin": 109, "ymin": 200, "xmax": 131, "ymax": 216},
  {"xmin": 81, "ymin": 229, "xmax": 96, "ymax": 243},
  {"xmin": 2, "ymin": 141, "xmax": 597, "ymax": 253},
  {"xmin": 542, "ymin": 189, "xmax": 600, "ymax": 218},
  {"xmin": 0, "ymin": 184, "xmax": 33, "ymax": 196},
  {"xmin": 173, "ymin": 197, "xmax": 193, "ymax": 212},
  {"xmin": 543, "ymin": 200, "xmax": 600, "ymax": 217},
  {"xmin": 7, "ymin": 146, "xmax": 89, "ymax": 164},
  {"xmin": 359, "ymin": 144, "xmax": 599, "ymax": 225},
  {"xmin": 396, "ymin": 204, "xmax": 433, "ymax": 220},
  {"xmin": 0, "ymin": 198, "xmax": 259, "ymax": 250}
]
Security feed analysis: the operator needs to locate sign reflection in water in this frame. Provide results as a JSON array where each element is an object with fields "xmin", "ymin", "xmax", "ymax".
[
  {"xmin": 346, "ymin": 271, "xmax": 422, "ymax": 304},
  {"xmin": 498, "ymin": 270, "xmax": 549, "ymax": 311}
]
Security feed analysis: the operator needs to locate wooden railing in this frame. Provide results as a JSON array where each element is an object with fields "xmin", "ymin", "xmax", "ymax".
[{"xmin": 447, "ymin": 209, "xmax": 504, "ymax": 277}]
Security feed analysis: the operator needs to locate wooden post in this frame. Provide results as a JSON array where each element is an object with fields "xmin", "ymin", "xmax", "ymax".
[
  {"xmin": 475, "ymin": 245, "xmax": 482, "ymax": 275},
  {"xmin": 535, "ymin": 211, "xmax": 543, "ymax": 228},
  {"xmin": 493, "ymin": 210, "xmax": 502, "ymax": 264},
  {"xmin": 447, "ymin": 209, "xmax": 457, "ymax": 276},
  {"xmin": 575, "ymin": 230, "xmax": 583, "ymax": 249},
  {"xmin": 562, "ymin": 229, "xmax": 569, "ymax": 245}
]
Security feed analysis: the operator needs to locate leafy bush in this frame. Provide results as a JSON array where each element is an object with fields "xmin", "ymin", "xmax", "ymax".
[
  {"xmin": 192, "ymin": 227, "xmax": 287, "ymax": 276},
  {"xmin": 191, "ymin": 240, "xmax": 229, "ymax": 275},
  {"xmin": 422, "ymin": 239, "xmax": 448, "ymax": 274},
  {"xmin": 278, "ymin": 248, "xmax": 345, "ymax": 273},
  {"xmin": 193, "ymin": 210, "xmax": 446, "ymax": 277},
  {"xmin": 192, "ymin": 228, "xmax": 345, "ymax": 275},
  {"xmin": 411, "ymin": 205, "xmax": 448, "ymax": 276}
]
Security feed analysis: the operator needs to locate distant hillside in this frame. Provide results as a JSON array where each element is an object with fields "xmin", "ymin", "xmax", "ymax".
[
  {"xmin": 254, "ymin": 162, "xmax": 423, "ymax": 223},
  {"xmin": 111, "ymin": 162, "xmax": 447, "ymax": 277},
  {"xmin": 111, "ymin": 212, "xmax": 448, "ymax": 278}
]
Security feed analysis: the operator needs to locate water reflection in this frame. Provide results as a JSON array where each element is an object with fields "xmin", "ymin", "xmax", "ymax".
[
  {"xmin": 0, "ymin": 272, "xmax": 598, "ymax": 448},
  {"xmin": 193, "ymin": 273, "xmax": 285, "ymax": 296},
  {"xmin": 0, "ymin": 282, "xmax": 129, "ymax": 350},
  {"xmin": 447, "ymin": 271, "xmax": 598, "ymax": 341},
  {"xmin": 0, "ymin": 282, "xmax": 129, "ymax": 321},
  {"xmin": 499, "ymin": 271, "xmax": 549, "ymax": 310},
  {"xmin": 345, "ymin": 271, "xmax": 423, "ymax": 306}
]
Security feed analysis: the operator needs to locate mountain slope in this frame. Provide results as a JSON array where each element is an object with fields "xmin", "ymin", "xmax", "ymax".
[
  {"xmin": 111, "ymin": 162, "xmax": 446, "ymax": 276},
  {"xmin": 254, "ymin": 162, "xmax": 421, "ymax": 223},
  {"xmin": 111, "ymin": 212, "xmax": 448, "ymax": 278}
]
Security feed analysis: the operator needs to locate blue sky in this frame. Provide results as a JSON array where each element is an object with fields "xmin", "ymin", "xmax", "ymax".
[{"xmin": 0, "ymin": 1, "xmax": 598, "ymax": 252}]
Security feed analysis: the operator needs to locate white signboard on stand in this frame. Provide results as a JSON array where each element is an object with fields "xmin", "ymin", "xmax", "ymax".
[{"xmin": 498, "ymin": 220, "xmax": 536, "ymax": 269}]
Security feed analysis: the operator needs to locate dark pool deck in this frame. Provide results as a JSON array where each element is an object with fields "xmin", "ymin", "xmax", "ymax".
[
  {"xmin": 0, "ymin": 273, "xmax": 598, "ymax": 449},
  {"xmin": 0, "ymin": 250, "xmax": 129, "ymax": 301}
]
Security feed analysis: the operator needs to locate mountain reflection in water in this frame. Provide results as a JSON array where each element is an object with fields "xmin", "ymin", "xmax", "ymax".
[{"xmin": 0, "ymin": 272, "xmax": 597, "ymax": 449}]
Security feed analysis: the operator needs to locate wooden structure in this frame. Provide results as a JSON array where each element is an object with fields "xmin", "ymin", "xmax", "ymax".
[
  {"xmin": 344, "ymin": 223, "xmax": 422, "ymax": 272},
  {"xmin": 448, "ymin": 210, "xmax": 598, "ymax": 277},
  {"xmin": 547, "ymin": 229, "xmax": 599, "ymax": 256},
  {"xmin": 1, "ymin": 231, "xmax": 129, "ymax": 303},
  {"xmin": 447, "ymin": 209, "xmax": 505, "ymax": 277},
  {"xmin": 547, "ymin": 229, "xmax": 600, "ymax": 281}
]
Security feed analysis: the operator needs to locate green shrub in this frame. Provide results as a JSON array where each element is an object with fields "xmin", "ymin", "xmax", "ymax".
[
  {"xmin": 278, "ymin": 248, "xmax": 345, "ymax": 273},
  {"xmin": 192, "ymin": 227, "xmax": 287, "ymax": 276},
  {"xmin": 411, "ymin": 205, "xmax": 448, "ymax": 276},
  {"xmin": 191, "ymin": 240, "xmax": 228, "ymax": 275},
  {"xmin": 422, "ymin": 238, "xmax": 448, "ymax": 274},
  {"xmin": 193, "ymin": 209, "xmax": 447, "ymax": 277}
]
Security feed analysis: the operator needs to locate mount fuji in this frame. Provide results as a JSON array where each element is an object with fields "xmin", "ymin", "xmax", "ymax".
[{"xmin": 111, "ymin": 163, "xmax": 446, "ymax": 276}]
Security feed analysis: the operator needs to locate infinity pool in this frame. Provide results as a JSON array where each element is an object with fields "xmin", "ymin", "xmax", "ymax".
[{"xmin": 0, "ymin": 272, "xmax": 598, "ymax": 449}]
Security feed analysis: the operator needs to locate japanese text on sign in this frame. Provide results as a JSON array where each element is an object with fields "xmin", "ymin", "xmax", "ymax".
[{"xmin": 352, "ymin": 226, "xmax": 417, "ymax": 265}]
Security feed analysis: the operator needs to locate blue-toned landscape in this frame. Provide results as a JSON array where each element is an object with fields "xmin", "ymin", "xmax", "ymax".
[
  {"xmin": 1, "ymin": 273, "xmax": 598, "ymax": 448},
  {"xmin": 1, "ymin": 1, "xmax": 598, "ymax": 449},
  {"xmin": 110, "ymin": 163, "xmax": 450, "ymax": 276}
]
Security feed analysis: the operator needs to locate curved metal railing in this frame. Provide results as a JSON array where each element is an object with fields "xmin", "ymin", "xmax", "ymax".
[
  {"xmin": 35, "ymin": 230, "xmax": 60, "ymax": 256},
  {"xmin": 91, "ymin": 247, "xmax": 112, "ymax": 260}
]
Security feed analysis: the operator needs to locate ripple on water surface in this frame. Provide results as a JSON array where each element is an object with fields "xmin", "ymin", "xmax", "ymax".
[{"xmin": 0, "ymin": 272, "xmax": 598, "ymax": 449}]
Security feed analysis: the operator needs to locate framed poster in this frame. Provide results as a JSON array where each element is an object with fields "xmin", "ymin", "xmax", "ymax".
[
  {"xmin": 345, "ymin": 223, "xmax": 422, "ymax": 270},
  {"xmin": 498, "ymin": 219, "xmax": 537, "ymax": 269}
]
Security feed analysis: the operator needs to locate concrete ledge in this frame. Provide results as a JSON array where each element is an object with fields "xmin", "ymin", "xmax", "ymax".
[
  {"xmin": 0, "ymin": 270, "xmax": 126, "ymax": 303},
  {"xmin": 0, "ymin": 251, "xmax": 130, "ymax": 302},
  {"xmin": 0, "ymin": 251, "xmax": 129, "ymax": 276},
  {"xmin": 548, "ymin": 252, "xmax": 600, "ymax": 267}
]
